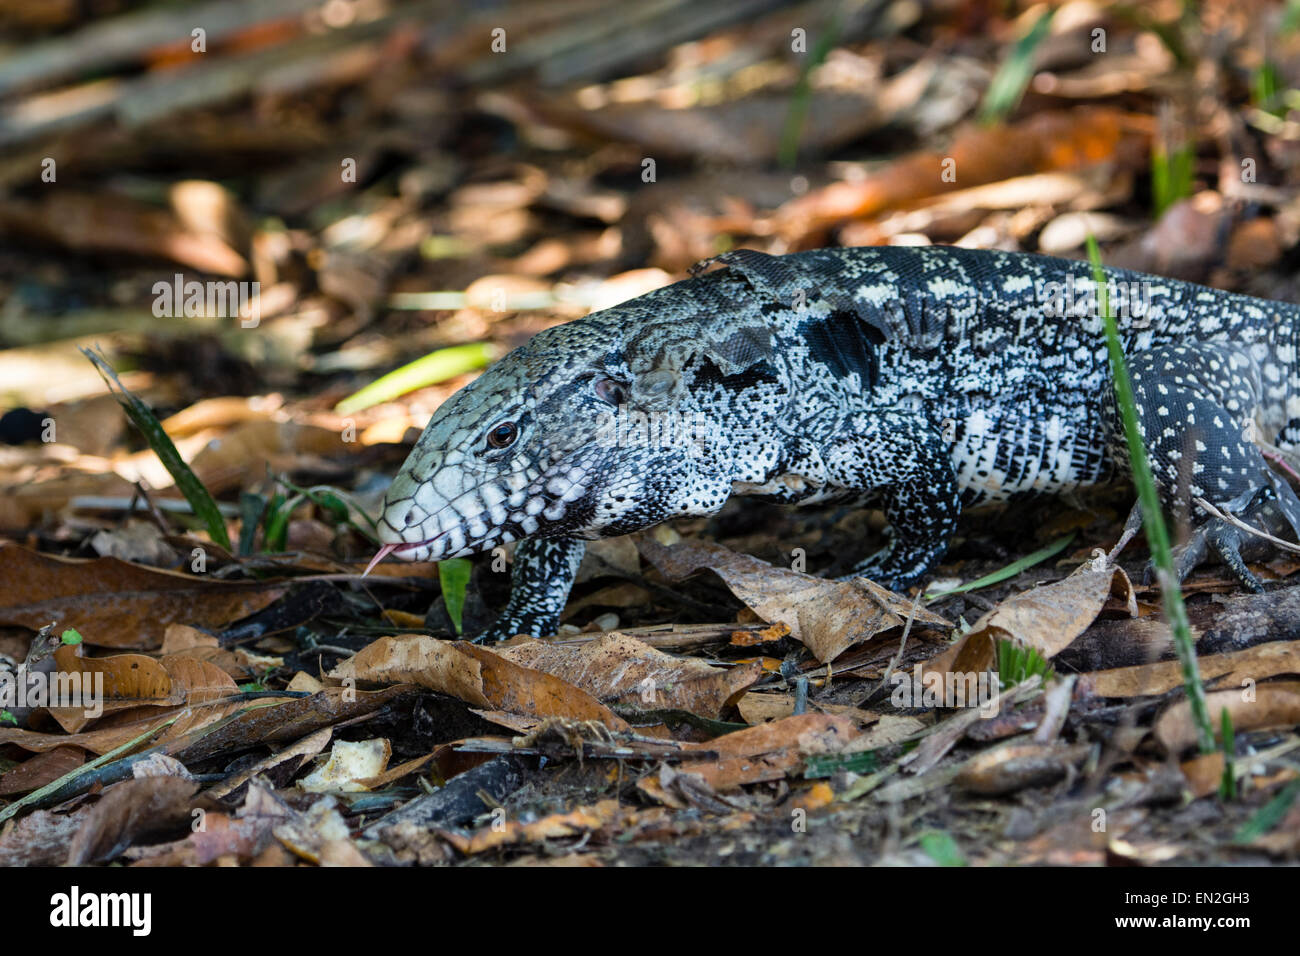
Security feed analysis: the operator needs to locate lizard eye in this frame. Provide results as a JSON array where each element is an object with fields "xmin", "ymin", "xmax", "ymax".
[
  {"xmin": 486, "ymin": 421, "xmax": 518, "ymax": 449},
  {"xmin": 594, "ymin": 377, "xmax": 627, "ymax": 406}
]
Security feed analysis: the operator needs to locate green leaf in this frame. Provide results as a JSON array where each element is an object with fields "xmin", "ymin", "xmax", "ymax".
[
  {"xmin": 918, "ymin": 830, "xmax": 966, "ymax": 867},
  {"xmin": 81, "ymin": 347, "xmax": 231, "ymax": 550},
  {"xmin": 1218, "ymin": 707, "xmax": 1237, "ymax": 801},
  {"xmin": 335, "ymin": 343, "xmax": 498, "ymax": 414},
  {"xmin": 997, "ymin": 638, "xmax": 1053, "ymax": 689},
  {"xmin": 805, "ymin": 751, "xmax": 878, "ymax": 778},
  {"xmin": 60, "ymin": 628, "xmax": 83, "ymax": 645},
  {"xmin": 1234, "ymin": 779, "xmax": 1300, "ymax": 844},
  {"xmin": 238, "ymin": 492, "xmax": 267, "ymax": 556},
  {"xmin": 260, "ymin": 491, "xmax": 299, "ymax": 553},
  {"xmin": 0, "ymin": 710, "xmax": 16, "ymax": 726},
  {"xmin": 1151, "ymin": 141, "xmax": 1195, "ymax": 218},
  {"xmin": 926, "ymin": 532, "xmax": 1075, "ymax": 601},
  {"xmin": 439, "ymin": 558, "xmax": 473, "ymax": 635},
  {"xmin": 1087, "ymin": 236, "xmax": 1212, "ymax": 754},
  {"xmin": 979, "ymin": 7, "xmax": 1055, "ymax": 125}
]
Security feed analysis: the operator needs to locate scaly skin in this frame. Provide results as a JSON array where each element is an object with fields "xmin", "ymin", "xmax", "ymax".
[{"xmin": 373, "ymin": 246, "xmax": 1300, "ymax": 641}]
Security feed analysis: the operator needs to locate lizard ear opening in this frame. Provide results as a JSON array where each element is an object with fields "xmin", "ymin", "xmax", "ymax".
[{"xmin": 593, "ymin": 377, "xmax": 628, "ymax": 406}]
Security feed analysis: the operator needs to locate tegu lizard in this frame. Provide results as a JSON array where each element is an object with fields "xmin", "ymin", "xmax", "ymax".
[{"xmin": 368, "ymin": 246, "xmax": 1300, "ymax": 642}]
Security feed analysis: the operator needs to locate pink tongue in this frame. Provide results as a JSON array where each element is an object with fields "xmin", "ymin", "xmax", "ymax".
[{"xmin": 363, "ymin": 543, "xmax": 401, "ymax": 577}]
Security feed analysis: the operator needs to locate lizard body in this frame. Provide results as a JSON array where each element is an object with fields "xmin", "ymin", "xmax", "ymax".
[{"xmin": 373, "ymin": 246, "xmax": 1300, "ymax": 641}]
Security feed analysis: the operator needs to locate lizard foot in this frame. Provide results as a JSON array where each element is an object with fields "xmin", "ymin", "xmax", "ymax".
[
  {"xmin": 1140, "ymin": 490, "xmax": 1292, "ymax": 593},
  {"xmin": 836, "ymin": 539, "xmax": 946, "ymax": 592},
  {"xmin": 467, "ymin": 611, "xmax": 560, "ymax": 644}
]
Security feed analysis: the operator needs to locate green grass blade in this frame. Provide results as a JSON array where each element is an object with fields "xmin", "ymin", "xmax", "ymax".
[
  {"xmin": 335, "ymin": 342, "xmax": 497, "ymax": 414},
  {"xmin": 0, "ymin": 714, "xmax": 179, "ymax": 824},
  {"xmin": 1218, "ymin": 707, "xmax": 1237, "ymax": 800},
  {"xmin": 925, "ymin": 532, "xmax": 1075, "ymax": 601},
  {"xmin": 1233, "ymin": 778, "xmax": 1300, "ymax": 843},
  {"xmin": 82, "ymin": 347, "xmax": 231, "ymax": 550},
  {"xmin": 779, "ymin": 15, "xmax": 840, "ymax": 168},
  {"xmin": 979, "ymin": 7, "xmax": 1055, "ymax": 125},
  {"xmin": 1151, "ymin": 141, "xmax": 1195, "ymax": 218},
  {"xmin": 1086, "ymin": 236, "xmax": 1213, "ymax": 754}
]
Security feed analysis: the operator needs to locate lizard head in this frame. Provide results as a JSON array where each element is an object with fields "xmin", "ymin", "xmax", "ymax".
[{"xmin": 371, "ymin": 303, "xmax": 749, "ymax": 565}]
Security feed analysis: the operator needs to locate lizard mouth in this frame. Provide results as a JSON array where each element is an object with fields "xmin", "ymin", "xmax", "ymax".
[{"xmin": 362, "ymin": 534, "xmax": 447, "ymax": 575}]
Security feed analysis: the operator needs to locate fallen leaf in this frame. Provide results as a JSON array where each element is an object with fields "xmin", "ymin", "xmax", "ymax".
[
  {"xmin": 667, "ymin": 713, "xmax": 859, "ymax": 791},
  {"xmin": 956, "ymin": 741, "xmax": 1088, "ymax": 795},
  {"xmin": 1156, "ymin": 682, "xmax": 1300, "ymax": 754},
  {"xmin": 0, "ymin": 746, "xmax": 86, "ymax": 796},
  {"xmin": 499, "ymin": 631, "xmax": 761, "ymax": 719},
  {"xmin": 641, "ymin": 539, "xmax": 948, "ymax": 663},
  {"xmin": 1084, "ymin": 640, "xmax": 1300, "ymax": 698},
  {"xmin": 67, "ymin": 775, "xmax": 199, "ymax": 864},
  {"xmin": 924, "ymin": 563, "xmax": 1133, "ymax": 682},
  {"xmin": 330, "ymin": 635, "xmax": 628, "ymax": 730},
  {"xmin": 0, "ymin": 543, "xmax": 286, "ymax": 648}
]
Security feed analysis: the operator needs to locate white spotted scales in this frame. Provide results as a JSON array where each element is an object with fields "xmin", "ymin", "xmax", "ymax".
[{"xmin": 371, "ymin": 246, "xmax": 1300, "ymax": 642}]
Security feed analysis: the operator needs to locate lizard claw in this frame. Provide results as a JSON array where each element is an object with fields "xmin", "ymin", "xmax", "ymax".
[
  {"xmin": 1142, "ymin": 515, "xmax": 1264, "ymax": 593},
  {"xmin": 466, "ymin": 613, "xmax": 560, "ymax": 644}
]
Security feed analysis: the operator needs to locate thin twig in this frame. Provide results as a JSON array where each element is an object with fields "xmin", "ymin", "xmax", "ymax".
[{"xmin": 1194, "ymin": 496, "xmax": 1300, "ymax": 554}]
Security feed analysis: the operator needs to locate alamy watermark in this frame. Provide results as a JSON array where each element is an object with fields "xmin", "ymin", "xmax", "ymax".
[
  {"xmin": 594, "ymin": 406, "xmax": 713, "ymax": 455},
  {"xmin": 890, "ymin": 665, "xmax": 1000, "ymax": 718},
  {"xmin": 152, "ymin": 273, "xmax": 260, "ymax": 327},
  {"xmin": 1037, "ymin": 273, "xmax": 1152, "ymax": 323},
  {"xmin": 1, "ymin": 666, "xmax": 104, "ymax": 719}
]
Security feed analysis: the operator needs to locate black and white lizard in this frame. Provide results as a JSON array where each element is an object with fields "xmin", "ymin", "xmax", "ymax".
[{"xmin": 368, "ymin": 246, "xmax": 1300, "ymax": 643}]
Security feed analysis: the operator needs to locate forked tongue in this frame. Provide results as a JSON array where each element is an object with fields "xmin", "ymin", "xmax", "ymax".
[{"xmin": 363, "ymin": 542, "xmax": 400, "ymax": 577}]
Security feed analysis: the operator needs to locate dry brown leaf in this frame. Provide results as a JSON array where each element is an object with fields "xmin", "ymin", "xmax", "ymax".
[
  {"xmin": 439, "ymin": 799, "xmax": 654, "ymax": 856},
  {"xmin": 0, "ymin": 471, "xmax": 140, "ymax": 530},
  {"xmin": 641, "ymin": 538, "xmax": 948, "ymax": 663},
  {"xmin": 844, "ymin": 714, "xmax": 929, "ymax": 751},
  {"xmin": 0, "ymin": 684, "xmax": 392, "ymax": 758},
  {"xmin": 45, "ymin": 642, "xmax": 175, "ymax": 732},
  {"xmin": 924, "ymin": 563, "xmax": 1133, "ymax": 683},
  {"xmin": 0, "ymin": 543, "xmax": 286, "ymax": 648},
  {"xmin": 159, "ymin": 624, "xmax": 256, "ymax": 680},
  {"xmin": 125, "ymin": 812, "xmax": 276, "ymax": 866},
  {"xmin": 666, "ymin": 713, "xmax": 859, "ymax": 791},
  {"xmin": 0, "ymin": 745, "xmax": 86, "ymax": 796},
  {"xmin": 330, "ymin": 635, "xmax": 628, "ymax": 730},
  {"xmin": 187, "ymin": 420, "xmax": 351, "ymax": 496},
  {"xmin": 0, "ymin": 806, "xmax": 85, "ymax": 866},
  {"xmin": 1084, "ymin": 640, "xmax": 1300, "ymax": 698},
  {"xmin": 768, "ymin": 106, "xmax": 1146, "ymax": 242},
  {"xmin": 66, "ymin": 775, "xmax": 199, "ymax": 864},
  {"xmin": 1156, "ymin": 681, "xmax": 1300, "ymax": 754},
  {"xmin": 0, "ymin": 192, "xmax": 247, "ymax": 275},
  {"xmin": 1179, "ymin": 752, "xmax": 1228, "ymax": 799},
  {"xmin": 735, "ymin": 690, "xmax": 881, "ymax": 726},
  {"xmin": 158, "ymin": 395, "xmax": 282, "ymax": 437},
  {"xmin": 498, "ymin": 631, "xmax": 761, "ymax": 719}
]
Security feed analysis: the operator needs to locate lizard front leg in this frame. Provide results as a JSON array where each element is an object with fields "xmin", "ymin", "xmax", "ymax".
[
  {"xmin": 823, "ymin": 412, "xmax": 962, "ymax": 590},
  {"xmin": 470, "ymin": 535, "xmax": 586, "ymax": 643}
]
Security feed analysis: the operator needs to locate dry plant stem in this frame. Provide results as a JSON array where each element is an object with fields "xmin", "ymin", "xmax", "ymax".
[
  {"xmin": 1193, "ymin": 496, "xmax": 1300, "ymax": 554},
  {"xmin": 876, "ymin": 589, "xmax": 926, "ymax": 700}
]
